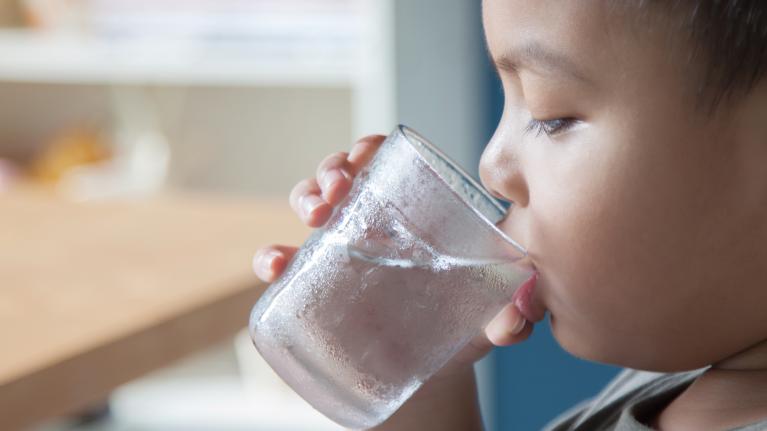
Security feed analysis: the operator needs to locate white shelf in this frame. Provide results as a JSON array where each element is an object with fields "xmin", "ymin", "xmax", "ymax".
[{"xmin": 0, "ymin": 30, "xmax": 357, "ymax": 87}]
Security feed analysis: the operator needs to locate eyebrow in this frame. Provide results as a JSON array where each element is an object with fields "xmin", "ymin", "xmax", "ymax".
[{"xmin": 490, "ymin": 41, "xmax": 593, "ymax": 85}]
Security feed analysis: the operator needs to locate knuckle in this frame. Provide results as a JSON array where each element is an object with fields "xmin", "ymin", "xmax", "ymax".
[
  {"xmin": 321, "ymin": 151, "xmax": 344, "ymax": 166},
  {"xmin": 317, "ymin": 151, "xmax": 350, "ymax": 176},
  {"xmin": 295, "ymin": 177, "xmax": 315, "ymax": 190},
  {"xmin": 289, "ymin": 179, "xmax": 314, "ymax": 208}
]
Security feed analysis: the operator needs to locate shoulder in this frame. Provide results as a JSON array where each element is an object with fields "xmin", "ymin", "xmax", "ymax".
[{"xmin": 543, "ymin": 368, "xmax": 706, "ymax": 431}]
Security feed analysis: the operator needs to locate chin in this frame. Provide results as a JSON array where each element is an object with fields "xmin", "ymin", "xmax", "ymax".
[
  {"xmin": 548, "ymin": 313, "xmax": 609, "ymax": 363},
  {"xmin": 550, "ymin": 314, "xmax": 712, "ymax": 372}
]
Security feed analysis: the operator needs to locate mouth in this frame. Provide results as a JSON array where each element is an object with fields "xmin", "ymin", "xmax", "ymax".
[
  {"xmin": 492, "ymin": 215, "xmax": 546, "ymax": 323},
  {"xmin": 511, "ymin": 271, "xmax": 546, "ymax": 323}
]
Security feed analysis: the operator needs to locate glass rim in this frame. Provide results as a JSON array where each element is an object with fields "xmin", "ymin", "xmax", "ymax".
[{"xmin": 397, "ymin": 124, "xmax": 528, "ymax": 257}]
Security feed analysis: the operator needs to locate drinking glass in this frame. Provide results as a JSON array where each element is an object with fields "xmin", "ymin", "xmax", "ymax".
[{"xmin": 249, "ymin": 125, "xmax": 533, "ymax": 429}]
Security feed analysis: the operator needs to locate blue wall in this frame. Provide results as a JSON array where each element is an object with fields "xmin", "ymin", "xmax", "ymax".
[
  {"xmin": 490, "ymin": 322, "xmax": 620, "ymax": 430},
  {"xmin": 479, "ymin": 42, "xmax": 620, "ymax": 430}
]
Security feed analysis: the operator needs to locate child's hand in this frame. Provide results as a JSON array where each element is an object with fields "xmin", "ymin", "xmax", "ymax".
[
  {"xmin": 252, "ymin": 134, "xmax": 386, "ymax": 281},
  {"xmin": 252, "ymin": 134, "xmax": 531, "ymax": 386}
]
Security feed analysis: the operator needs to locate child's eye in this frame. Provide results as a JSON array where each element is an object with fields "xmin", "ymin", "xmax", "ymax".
[{"xmin": 524, "ymin": 117, "xmax": 579, "ymax": 138}]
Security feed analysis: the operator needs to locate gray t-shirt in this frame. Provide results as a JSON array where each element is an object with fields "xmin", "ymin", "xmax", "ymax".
[{"xmin": 543, "ymin": 368, "xmax": 767, "ymax": 430}]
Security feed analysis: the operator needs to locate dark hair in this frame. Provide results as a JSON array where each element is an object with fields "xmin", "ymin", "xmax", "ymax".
[{"xmin": 640, "ymin": 1, "xmax": 767, "ymax": 111}]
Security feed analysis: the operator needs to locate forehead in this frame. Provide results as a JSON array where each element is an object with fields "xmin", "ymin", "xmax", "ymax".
[
  {"xmin": 482, "ymin": 0, "xmax": 614, "ymax": 41},
  {"xmin": 482, "ymin": 0, "xmax": 677, "ymax": 90},
  {"xmin": 482, "ymin": 0, "xmax": 611, "ymax": 64}
]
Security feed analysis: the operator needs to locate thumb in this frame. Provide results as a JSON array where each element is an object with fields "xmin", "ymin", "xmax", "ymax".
[{"xmin": 485, "ymin": 302, "xmax": 533, "ymax": 346}]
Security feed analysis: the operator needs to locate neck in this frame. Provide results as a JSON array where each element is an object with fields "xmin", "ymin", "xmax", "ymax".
[
  {"xmin": 713, "ymin": 339, "xmax": 767, "ymax": 371},
  {"xmin": 652, "ymin": 338, "xmax": 767, "ymax": 431}
]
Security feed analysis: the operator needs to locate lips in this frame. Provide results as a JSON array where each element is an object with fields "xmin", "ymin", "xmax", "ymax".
[{"xmin": 511, "ymin": 271, "xmax": 546, "ymax": 323}]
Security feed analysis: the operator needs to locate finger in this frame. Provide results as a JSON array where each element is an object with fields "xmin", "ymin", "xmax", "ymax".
[
  {"xmin": 316, "ymin": 151, "xmax": 354, "ymax": 206},
  {"xmin": 347, "ymin": 135, "xmax": 386, "ymax": 175},
  {"xmin": 467, "ymin": 331, "xmax": 495, "ymax": 355},
  {"xmin": 485, "ymin": 302, "xmax": 534, "ymax": 346},
  {"xmin": 252, "ymin": 245, "xmax": 298, "ymax": 282},
  {"xmin": 288, "ymin": 178, "xmax": 333, "ymax": 227}
]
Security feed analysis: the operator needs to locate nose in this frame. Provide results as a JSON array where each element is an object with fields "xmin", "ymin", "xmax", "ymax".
[{"xmin": 479, "ymin": 129, "xmax": 530, "ymax": 208}]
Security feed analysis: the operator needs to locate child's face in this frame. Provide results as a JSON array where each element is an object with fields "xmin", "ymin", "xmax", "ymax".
[{"xmin": 480, "ymin": 0, "xmax": 767, "ymax": 371}]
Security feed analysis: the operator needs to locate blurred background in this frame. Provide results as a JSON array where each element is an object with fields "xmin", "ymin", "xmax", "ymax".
[{"xmin": 0, "ymin": 0, "xmax": 618, "ymax": 430}]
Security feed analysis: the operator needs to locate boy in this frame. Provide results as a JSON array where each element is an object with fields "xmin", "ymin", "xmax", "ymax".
[{"xmin": 254, "ymin": 1, "xmax": 767, "ymax": 429}]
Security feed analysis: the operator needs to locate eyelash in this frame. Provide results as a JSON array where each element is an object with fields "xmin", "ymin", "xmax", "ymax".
[{"xmin": 524, "ymin": 117, "xmax": 579, "ymax": 138}]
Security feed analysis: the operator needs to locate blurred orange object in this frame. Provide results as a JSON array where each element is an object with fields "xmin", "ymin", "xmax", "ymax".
[
  {"xmin": 19, "ymin": 0, "xmax": 87, "ymax": 30},
  {"xmin": 28, "ymin": 127, "xmax": 111, "ymax": 185}
]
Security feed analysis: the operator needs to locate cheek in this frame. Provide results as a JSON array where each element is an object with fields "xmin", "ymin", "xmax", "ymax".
[
  {"xmin": 525, "ymin": 114, "xmax": 753, "ymax": 369},
  {"xmin": 529, "ymin": 144, "xmax": 645, "ymax": 321},
  {"xmin": 524, "ymin": 128, "xmax": 709, "ymax": 366}
]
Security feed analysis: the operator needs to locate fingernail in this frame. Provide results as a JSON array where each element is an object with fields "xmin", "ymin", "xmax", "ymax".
[
  {"xmin": 262, "ymin": 250, "xmax": 282, "ymax": 274},
  {"xmin": 300, "ymin": 194, "xmax": 325, "ymax": 217},
  {"xmin": 511, "ymin": 316, "xmax": 527, "ymax": 335},
  {"xmin": 254, "ymin": 250, "xmax": 279, "ymax": 277},
  {"xmin": 320, "ymin": 169, "xmax": 348, "ymax": 194}
]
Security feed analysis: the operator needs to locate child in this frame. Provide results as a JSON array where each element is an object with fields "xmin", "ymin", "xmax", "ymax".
[{"xmin": 254, "ymin": 1, "xmax": 767, "ymax": 429}]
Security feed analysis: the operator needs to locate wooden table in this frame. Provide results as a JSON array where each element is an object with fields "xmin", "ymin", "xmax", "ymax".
[{"xmin": 0, "ymin": 188, "xmax": 310, "ymax": 430}]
